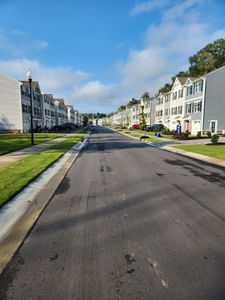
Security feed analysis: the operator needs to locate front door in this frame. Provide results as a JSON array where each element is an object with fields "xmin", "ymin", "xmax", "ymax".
[
  {"xmin": 191, "ymin": 120, "xmax": 201, "ymax": 135},
  {"xmin": 209, "ymin": 120, "xmax": 218, "ymax": 133}
]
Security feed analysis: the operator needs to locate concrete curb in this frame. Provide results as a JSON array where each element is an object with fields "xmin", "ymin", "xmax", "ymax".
[{"xmin": 0, "ymin": 133, "xmax": 90, "ymax": 274}]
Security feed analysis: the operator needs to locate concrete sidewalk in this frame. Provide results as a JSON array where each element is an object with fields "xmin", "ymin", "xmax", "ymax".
[{"xmin": 0, "ymin": 133, "xmax": 77, "ymax": 168}]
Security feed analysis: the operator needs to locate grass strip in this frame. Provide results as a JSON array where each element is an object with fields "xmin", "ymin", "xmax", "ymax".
[
  {"xmin": 0, "ymin": 133, "xmax": 66, "ymax": 155},
  {"xmin": 174, "ymin": 144, "xmax": 225, "ymax": 161},
  {"xmin": 0, "ymin": 135, "xmax": 84, "ymax": 208}
]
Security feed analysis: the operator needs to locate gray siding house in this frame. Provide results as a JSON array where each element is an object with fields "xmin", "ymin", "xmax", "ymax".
[{"xmin": 203, "ymin": 66, "xmax": 225, "ymax": 134}]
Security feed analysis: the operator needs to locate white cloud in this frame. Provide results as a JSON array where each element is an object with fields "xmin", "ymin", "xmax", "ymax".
[
  {"xmin": 119, "ymin": 0, "xmax": 225, "ymax": 99},
  {"xmin": 130, "ymin": 0, "xmax": 170, "ymax": 16},
  {"xmin": 0, "ymin": 58, "xmax": 117, "ymax": 113},
  {"xmin": 0, "ymin": 28, "xmax": 48, "ymax": 57},
  {"xmin": 72, "ymin": 81, "xmax": 115, "ymax": 102},
  {"xmin": 0, "ymin": 58, "xmax": 89, "ymax": 92},
  {"xmin": 34, "ymin": 40, "xmax": 48, "ymax": 50}
]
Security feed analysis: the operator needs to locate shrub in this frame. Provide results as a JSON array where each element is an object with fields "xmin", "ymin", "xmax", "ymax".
[
  {"xmin": 211, "ymin": 134, "xmax": 220, "ymax": 144},
  {"xmin": 197, "ymin": 131, "xmax": 201, "ymax": 138},
  {"xmin": 207, "ymin": 131, "xmax": 211, "ymax": 138},
  {"xmin": 162, "ymin": 128, "xmax": 172, "ymax": 135},
  {"xmin": 173, "ymin": 131, "xmax": 190, "ymax": 140},
  {"xmin": 132, "ymin": 124, "xmax": 140, "ymax": 130}
]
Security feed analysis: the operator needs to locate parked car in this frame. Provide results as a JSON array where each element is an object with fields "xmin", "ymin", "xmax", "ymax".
[
  {"xmin": 146, "ymin": 124, "xmax": 165, "ymax": 132},
  {"xmin": 132, "ymin": 124, "xmax": 140, "ymax": 129},
  {"xmin": 51, "ymin": 123, "xmax": 79, "ymax": 131}
]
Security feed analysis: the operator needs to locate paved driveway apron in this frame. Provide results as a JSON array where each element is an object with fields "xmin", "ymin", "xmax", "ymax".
[{"xmin": 1, "ymin": 127, "xmax": 225, "ymax": 300}]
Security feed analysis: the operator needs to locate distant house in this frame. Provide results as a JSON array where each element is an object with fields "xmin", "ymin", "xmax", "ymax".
[
  {"xmin": 141, "ymin": 96, "xmax": 155, "ymax": 126},
  {"xmin": 20, "ymin": 81, "xmax": 42, "ymax": 132},
  {"xmin": 0, "ymin": 72, "xmax": 23, "ymax": 132},
  {"xmin": 169, "ymin": 77, "xmax": 186, "ymax": 131},
  {"xmin": 202, "ymin": 66, "xmax": 225, "ymax": 134},
  {"xmin": 155, "ymin": 92, "xmax": 164, "ymax": 125},
  {"xmin": 184, "ymin": 76, "xmax": 204, "ymax": 134},
  {"xmin": 54, "ymin": 98, "xmax": 68, "ymax": 125},
  {"xmin": 42, "ymin": 94, "xmax": 56, "ymax": 129},
  {"xmin": 66, "ymin": 105, "xmax": 75, "ymax": 124},
  {"xmin": 184, "ymin": 66, "xmax": 225, "ymax": 135}
]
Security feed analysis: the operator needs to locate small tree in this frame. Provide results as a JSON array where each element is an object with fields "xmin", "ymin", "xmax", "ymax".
[
  {"xmin": 139, "ymin": 105, "xmax": 146, "ymax": 130},
  {"xmin": 126, "ymin": 115, "xmax": 130, "ymax": 128},
  {"xmin": 211, "ymin": 134, "xmax": 220, "ymax": 144}
]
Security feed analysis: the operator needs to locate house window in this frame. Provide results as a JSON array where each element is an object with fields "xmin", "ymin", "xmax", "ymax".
[
  {"xmin": 171, "ymin": 107, "xmax": 177, "ymax": 115},
  {"xmin": 186, "ymin": 85, "xmax": 193, "ymax": 96},
  {"xmin": 165, "ymin": 108, "xmax": 170, "ymax": 116},
  {"xmin": 165, "ymin": 94, "xmax": 170, "ymax": 102},
  {"xmin": 193, "ymin": 80, "xmax": 203, "ymax": 94},
  {"xmin": 178, "ymin": 106, "xmax": 182, "ymax": 114},
  {"xmin": 178, "ymin": 89, "xmax": 183, "ymax": 98},
  {"xmin": 172, "ymin": 92, "xmax": 177, "ymax": 100},
  {"xmin": 194, "ymin": 101, "xmax": 202, "ymax": 112}
]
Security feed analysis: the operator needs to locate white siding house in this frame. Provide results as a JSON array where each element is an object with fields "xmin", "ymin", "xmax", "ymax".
[
  {"xmin": 169, "ymin": 77, "xmax": 186, "ymax": 131},
  {"xmin": 0, "ymin": 72, "xmax": 23, "ymax": 132}
]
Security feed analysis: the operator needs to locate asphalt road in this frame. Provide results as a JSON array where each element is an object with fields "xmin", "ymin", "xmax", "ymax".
[{"xmin": 1, "ymin": 127, "xmax": 225, "ymax": 300}]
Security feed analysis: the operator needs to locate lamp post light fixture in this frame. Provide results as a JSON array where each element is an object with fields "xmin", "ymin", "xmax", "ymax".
[{"xmin": 26, "ymin": 69, "xmax": 34, "ymax": 145}]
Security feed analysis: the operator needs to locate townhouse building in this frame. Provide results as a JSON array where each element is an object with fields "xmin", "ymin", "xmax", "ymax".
[
  {"xmin": 66, "ymin": 105, "xmax": 75, "ymax": 124},
  {"xmin": 142, "ymin": 97, "xmax": 155, "ymax": 126},
  {"xmin": 185, "ymin": 65, "xmax": 225, "ymax": 135},
  {"xmin": 184, "ymin": 77, "xmax": 204, "ymax": 134},
  {"xmin": 130, "ymin": 103, "xmax": 140, "ymax": 126},
  {"xmin": 0, "ymin": 69, "xmax": 83, "ymax": 132},
  {"xmin": 42, "ymin": 94, "xmax": 56, "ymax": 129},
  {"xmin": 169, "ymin": 77, "xmax": 186, "ymax": 130},
  {"xmin": 20, "ymin": 81, "xmax": 42, "ymax": 132},
  {"xmin": 0, "ymin": 72, "xmax": 23, "ymax": 132},
  {"xmin": 155, "ymin": 93, "xmax": 164, "ymax": 125},
  {"xmin": 162, "ymin": 92, "xmax": 171, "ymax": 129},
  {"xmin": 54, "ymin": 98, "xmax": 68, "ymax": 125}
]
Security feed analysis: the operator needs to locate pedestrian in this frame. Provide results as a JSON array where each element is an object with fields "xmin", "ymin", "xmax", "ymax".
[{"xmin": 176, "ymin": 121, "xmax": 181, "ymax": 134}]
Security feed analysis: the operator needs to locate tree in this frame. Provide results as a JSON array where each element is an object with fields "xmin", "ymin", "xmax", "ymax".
[
  {"xmin": 83, "ymin": 114, "xmax": 89, "ymax": 126},
  {"xmin": 118, "ymin": 105, "xmax": 126, "ymax": 112},
  {"xmin": 127, "ymin": 98, "xmax": 140, "ymax": 107},
  {"xmin": 142, "ymin": 92, "xmax": 150, "ymax": 99},
  {"xmin": 139, "ymin": 105, "xmax": 146, "ymax": 130},
  {"xmin": 189, "ymin": 39, "xmax": 225, "ymax": 76},
  {"xmin": 158, "ymin": 83, "xmax": 173, "ymax": 95},
  {"xmin": 126, "ymin": 114, "xmax": 130, "ymax": 128}
]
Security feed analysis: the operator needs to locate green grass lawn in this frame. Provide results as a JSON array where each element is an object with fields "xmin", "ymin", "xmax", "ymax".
[
  {"xmin": 174, "ymin": 144, "xmax": 225, "ymax": 160},
  {"xmin": 0, "ymin": 135, "xmax": 84, "ymax": 208},
  {"xmin": 0, "ymin": 133, "xmax": 66, "ymax": 155}
]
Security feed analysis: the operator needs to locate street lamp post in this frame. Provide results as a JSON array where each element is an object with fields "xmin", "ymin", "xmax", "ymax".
[{"xmin": 26, "ymin": 69, "xmax": 34, "ymax": 145}]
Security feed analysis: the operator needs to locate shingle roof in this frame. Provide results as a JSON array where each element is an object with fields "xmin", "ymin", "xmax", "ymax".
[
  {"xmin": 54, "ymin": 98, "xmax": 65, "ymax": 104},
  {"xmin": 20, "ymin": 80, "xmax": 40, "ymax": 91},
  {"xmin": 177, "ymin": 77, "xmax": 188, "ymax": 85}
]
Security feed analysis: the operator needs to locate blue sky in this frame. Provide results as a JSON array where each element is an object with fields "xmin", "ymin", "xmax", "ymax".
[{"xmin": 0, "ymin": 0, "xmax": 225, "ymax": 113}]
